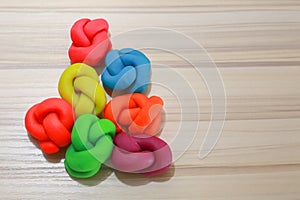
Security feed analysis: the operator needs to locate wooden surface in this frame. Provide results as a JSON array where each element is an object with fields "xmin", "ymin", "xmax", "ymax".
[{"xmin": 1, "ymin": 0, "xmax": 300, "ymax": 199}]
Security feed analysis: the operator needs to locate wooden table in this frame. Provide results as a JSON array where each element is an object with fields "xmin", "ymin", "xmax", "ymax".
[{"xmin": 0, "ymin": 1, "xmax": 300, "ymax": 199}]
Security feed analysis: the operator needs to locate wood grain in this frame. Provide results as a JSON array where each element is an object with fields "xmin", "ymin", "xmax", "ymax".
[{"xmin": 0, "ymin": 0, "xmax": 300, "ymax": 199}]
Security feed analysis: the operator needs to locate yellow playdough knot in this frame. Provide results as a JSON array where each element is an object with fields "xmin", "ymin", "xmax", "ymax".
[{"xmin": 58, "ymin": 63, "xmax": 106, "ymax": 117}]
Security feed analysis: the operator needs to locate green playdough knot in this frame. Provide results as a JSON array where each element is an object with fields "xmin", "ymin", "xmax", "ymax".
[{"xmin": 64, "ymin": 114, "xmax": 116, "ymax": 178}]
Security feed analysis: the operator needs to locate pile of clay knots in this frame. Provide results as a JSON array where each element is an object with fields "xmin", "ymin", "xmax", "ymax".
[{"xmin": 25, "ymin": 18, "xmax": 172, "ymax": 178}]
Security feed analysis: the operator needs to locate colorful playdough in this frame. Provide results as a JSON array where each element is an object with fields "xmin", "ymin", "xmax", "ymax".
[
  {"xmin": 104, "ymin": 93, "xmax": 164, "ymax": 135},
  {"xmin": 58, "ymin": 63, "xmax": 106, "ymax": 117},
  {"xmin": 111, "ymin": 132, "xmax": 172, "ymax": 176},
  {"xmin": 68, "ymin": 18, "xmax": 112, "ymax": 66},
  {"xmin": 101, "ymin": 48, "xmax": 150, "ymax": 95},
  {"xmin": 64, "ymin": 114, "xmax": 116, "ymax": 178},
  {"xmin": 25, "ymin": 18, "xmax": 173, "ymax": 180},
  {"xmin": 25, "ymin": 98, "xmax": 74, "ymax": 154}
]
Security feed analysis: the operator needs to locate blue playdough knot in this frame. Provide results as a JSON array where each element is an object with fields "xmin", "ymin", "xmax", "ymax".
[{"xmin": 101, "ymin": 48, "xmax": 150, "ymax": 95}]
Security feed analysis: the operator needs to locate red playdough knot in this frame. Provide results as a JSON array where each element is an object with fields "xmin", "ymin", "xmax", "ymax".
[
  {"xmin": 104, "ymin": 93, "xmax": 164, "ymax": 136},
  {"xmin": 68, "ymin": 18, "xmax": 112, "ymax": 66},
  {"xmin": 25, "ymin": 98, "xmax": 75, "ymax": 154},
  {"xmin": 111, "ymin": 132, "xmax": 172, "ymax": 176}
]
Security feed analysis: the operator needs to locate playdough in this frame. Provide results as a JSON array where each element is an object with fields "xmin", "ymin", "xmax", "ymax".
[
  {"xmin": 104, "ymin": 93, "xmax": 164, "ymax": 135},
  {"xmin": 68, "ymin": 18, "xmax": 112, "ymax": 66},
  {"xmin": 101, "ymin": 48, "xmax": 150, "ymax": 95},
  {"xmin": 111, "ymin": 132, "xmax": 172, "ymax": 176},
  {"xmin": 25, "ymin": 98, "xmax": 74, "ymax": 154},
  {"xmin": 64, "ymin": 114, "xmax": 116, "ymax": 178},
  {"xmin": 24, "ymin": 18, "xmax": 173, "ymax": 180},
  {"xmin": 58, "ymin": 63, "xmax": 106, "ymax": 117}
]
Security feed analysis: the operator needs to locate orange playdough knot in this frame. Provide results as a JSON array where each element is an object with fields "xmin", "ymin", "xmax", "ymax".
[
  {"xmin": 104, "ymin": 93, "xmax": 164, "ymax": 135},
  {"xmin": 25, "ymin": 98, "xmax": 75, "ymax": 154},
  {"xmin": 68, "ymin": 18, "xmax": 112, "ymax": 66}
]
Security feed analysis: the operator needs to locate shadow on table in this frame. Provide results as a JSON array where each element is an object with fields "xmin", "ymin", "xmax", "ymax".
[
  {"xmin": 27, "ymin": 133, "xmax": 66, "ymax": 162},
  {"xmin": 72, "ymin": 162, "xmax": 175, "ymax": 187},
  {"xmin": 113, "ymin": 164, "xmax": 175, "ymax": 186},
  {"xmin": 70, "ymin": 165, "xmax": 113, "ymax": 186}
]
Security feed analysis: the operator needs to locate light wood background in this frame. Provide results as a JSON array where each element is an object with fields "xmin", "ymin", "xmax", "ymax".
[{"xmin": 0, "ymin": 0, "xmax": 300, "ymax": 199}]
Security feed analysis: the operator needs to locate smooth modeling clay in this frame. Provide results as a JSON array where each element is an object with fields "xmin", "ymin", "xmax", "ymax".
[
  {"xmin": 111, "ymin": 132, "xmax": 172, "ymax": 176},
  {"xmin": 58, "ymin": 63, "xmax": 106, "ymax": 117},
  {"xmin": 101, "ymin": 48, "xmax": 150, "ymax": 95},
  {"xmin": 64, "ymin": 114, "xmax": 116, "ymax": 178},
  {"xmin": 25, "ymin": 98, "xmax": 75, "ymax": 154},
  {"xmin": 104, "ymin": 93, "xmax": 163, "ymax": 135},
  {"xmin": 68, "ymin": 18, "xmax": 112, "ymax": 66}
]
